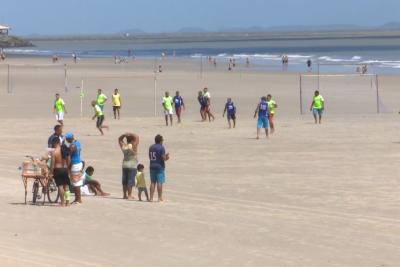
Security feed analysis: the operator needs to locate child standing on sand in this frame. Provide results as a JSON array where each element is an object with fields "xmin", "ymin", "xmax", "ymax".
[{"xmin": 135, "ymin": 164, "xmax": 149, "ymax": 201}]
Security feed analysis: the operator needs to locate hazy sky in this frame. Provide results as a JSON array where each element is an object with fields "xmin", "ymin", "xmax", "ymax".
[{"xmin": 1, "ymin": 0, "xmax": 400, "ymax": 35}]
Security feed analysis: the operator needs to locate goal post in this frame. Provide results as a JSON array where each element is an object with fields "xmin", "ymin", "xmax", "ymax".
[{"xmin": 299, "ymin": 73, "xmax": 389, "ymax": 115}]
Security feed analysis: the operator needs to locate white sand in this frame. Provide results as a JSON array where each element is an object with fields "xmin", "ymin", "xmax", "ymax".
[{"xmin": 0, "ymin": 58, "xmax": 400, "ymax": 267}]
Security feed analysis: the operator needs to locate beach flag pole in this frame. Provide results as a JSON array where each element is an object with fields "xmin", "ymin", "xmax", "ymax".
[
  {"xmin": 79, "ymin": 80, "xmax": 84, "ymax": 118},
  {"xmin": 7, "ymin": 64, "xmax": 10, "ymax": 94},
  {"xmin": 64, "ymin": 64, "xmax": 68, "ymax": 92},
  {"xmin": 154, "ymin": 70, "xmax": 157, "ymax": 117}
]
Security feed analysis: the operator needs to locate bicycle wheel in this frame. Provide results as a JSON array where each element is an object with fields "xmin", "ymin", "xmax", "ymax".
[
  {"xmin": 47, "ymin": 179, "xmax": 59, "ymax": 203},
  {"xmin": 32, "ymin": 181, "xmax": 39, "ymax": 204}
]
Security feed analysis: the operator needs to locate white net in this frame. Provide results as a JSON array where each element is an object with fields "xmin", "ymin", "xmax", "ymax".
[{"xmin": 300, "ymin": 74, "xmax": 391, "ymax": 115}]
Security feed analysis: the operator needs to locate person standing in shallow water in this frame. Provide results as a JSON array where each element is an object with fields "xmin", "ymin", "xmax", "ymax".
[{"xmin": 119, "ymin": 133, "xmax": 139, "ymax": 200}]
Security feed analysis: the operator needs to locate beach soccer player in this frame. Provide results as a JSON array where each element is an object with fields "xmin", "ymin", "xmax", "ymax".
[
  {"xmin": 54, "ymin": 93, "xmax": 67, "ymax": 126},
  {"xmin": 310, "ymin": 90, "xmax": 324, "ymax": 124},
  {"xmin": 65, "ymin": 132, "xmax": 84, "ymax": 204},
  {"xmin": 173, "ymin": 91, "xmax": 185, "ymax": 123},
  {"xmin": 198, "ymin": 91, "xmax": 206, "ymax": 121},
  {"xmin": 267, "ymin": 94, "xmax": 278, "ymax": 134},
  {"xmin": 112, "ymin": 88, "xmax": 121, "ymax": 120},
  {"xmin": 203, "ymin": 87, "xmax": 215, "ymax": 121},
  {"xmin": 118, "ymin": 133, "xmax": 139, "ymax": 200},
  {"xmin": 149, "ymin": 134, "xmax": 169, "ymax": 202},
  {"xmin": 162, "ymin": 91, "xmax": 174, "ymax": 126},
  {"xmin": 91, "ymin": 100, "xmax": 109, "ymax": 135},
  {"xmin": 254, "ymin": 96, "xmax": 269, "ymax": 139},
  {"xmin": 96, "ymin": 89, "xmax": 108, "ymax": 111},
  {"xmin": 222, "ymin": 97, "xmax": 236, "ymax": 128}
]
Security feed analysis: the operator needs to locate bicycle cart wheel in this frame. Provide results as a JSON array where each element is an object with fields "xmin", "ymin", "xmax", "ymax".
[
  {"xmin": 32, "ymin": 181, "xmax": 39, "ymax": 204},
  {"xmin": 47, "ymin": 179, "xmax": 59, "ymax": 203}
]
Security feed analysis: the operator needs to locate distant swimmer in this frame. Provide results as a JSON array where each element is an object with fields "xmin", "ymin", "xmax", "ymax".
[
  {"xmin": 310, "ymin": 90, "xmax": 324, "ymax": 124},
  {"xmin": 222, "ymin": 97, "xmax": 236, "ymax": 129},
  {"xmin": 232, "ymin": 58, "xmax": 236, "ymax": 68},
  {"xmin": 162, "ymin": 91, "xmax": 174, "ymax": 126},
  {"xmin": 213, "ymin": 58, "xmax": 217, "ymax": 68},
  {"xmin": 254, "ymin": 96, "xmax": 269, "ymax": 139},
  {"xmin": 203, "ymin": 87, "xmax": 215, "ymax": 122},
  {"xmin": 158, "ymin": 64, "xmax": 163, "ymax": 73},
  {"xmin": 112, "ymin": 88, "xmax": 121, "ymax": 120},
  {"xmin": 173, "ymin": 90, "xmax": 185, "ymax": 123},
  {"xmin": 54, "ymin": 93, "xmax": 67, "ymax": 126},
  {"xmin": 91, "ymin": 100, "xmax": 109, "ymax": 135},
  {"xmin": 96, "ymin": 89, "xmax": 108, "ymax": 111},
  {"xmin": 72, "ymin": 53, "xmax": 77, "ymax": 64},
  {"xmin": 246, "ymin": 57, "xmax": 250, "ymax": 67},
  {"xmin": 267, "ymin": 94, "xmax": 278, "ymax": 134}
]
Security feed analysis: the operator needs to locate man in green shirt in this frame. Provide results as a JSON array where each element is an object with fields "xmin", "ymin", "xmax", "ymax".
[
  {"xmin": 310, "ymin": 90, "xmax": 325, "ymax": 124},
  {"xmin": 54, "ymin": 93, "xmax": 67, "ymax": 126},
  {"xmin": 96, "ymin": 89, "xmax": 108, "ymax": 111},
  {"xmin": 92, "ymin": 100, "xmax": 109, "ymax": 135},
  {"xmin": 162, "ymin": 91, "xmax": 174, "ymax": 126}
]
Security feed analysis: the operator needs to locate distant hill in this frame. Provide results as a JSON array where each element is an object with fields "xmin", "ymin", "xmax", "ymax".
[
  {"xmin": 177, "ymin": 27, "xmax": 208, "ymax": 33},
  {"xmin": 0, "ymin": 35, "xmax": 32, "ymax": 48},
  {"xmin": 380, "ymin": 22, "xmax": 400, "ymax": 29}
]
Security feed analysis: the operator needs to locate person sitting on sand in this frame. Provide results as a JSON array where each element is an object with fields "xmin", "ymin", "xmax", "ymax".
[
  {"xmin": 119, "ymin": 133, "xmax": 139, "ymax": 200},
  {"xmin": 81, "ymin": 166, "xmax": 109, "ymax": 196},
  {"xmin": 91, "ymin": 100, "xmax": 109, "ymax": 135},
  {"xmin": 135, "ymin": 164, "xmax": 149, "ymax": 201},
  {"xmin": 222, "ymin": 97, "xmax": 236, "ymax": 129},
  {"xmin": 310, "ymin": 90, "xmax": 324, "ymax": 124}
]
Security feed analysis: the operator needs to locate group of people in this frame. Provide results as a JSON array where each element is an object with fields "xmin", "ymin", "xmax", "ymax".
[{"xmin": 46, "ymin": 124, "xmax": 169, "ymax": 206}]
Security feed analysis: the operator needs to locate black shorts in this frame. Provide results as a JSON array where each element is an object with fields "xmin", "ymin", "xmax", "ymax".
[
  {"xmin": 53, "ymin": 168, "xmax": 70, "ymax": 186},
  {"xmin": 113, "ymin": 106, "xmax": 120, "ymax": 111},
  {"xmin": 96, "ymin": 115, "xmax": 104, "ymax": 128}
]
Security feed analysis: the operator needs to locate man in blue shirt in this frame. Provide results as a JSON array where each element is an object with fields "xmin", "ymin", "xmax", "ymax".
[
  {"xmin": 149, "ymin": 134, "xmax": 169, "ymax": 202},
  {"xmin": 222, "ymin": 97, "xmax": 236, "ymax": 129},
  {"xmin": 65, "ymin": 132, "xmax": 84, "ymax": 204},
  {"xmin": 173, "ymin": 91, "xmax": 185, "ymax": 123},
  {"xmin": 254, "ymin": 96, "xmax": 269, "ymax": 139}
]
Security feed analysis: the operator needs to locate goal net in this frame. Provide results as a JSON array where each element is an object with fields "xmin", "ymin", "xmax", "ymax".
[{"xmin": 299, "ymin": 74, "xmax": 390, "ymax": 115}]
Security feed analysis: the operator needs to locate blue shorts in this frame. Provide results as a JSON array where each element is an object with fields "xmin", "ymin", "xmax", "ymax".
[
  {"xmin": 257, "ymin": 117, "xmax": 268, "ymax": 129},
  {"xmin": 122, "ymin": 168, "xmax": 137, "ymax": 187},
  {"xmin": 150, "ymin": 169, "xmax": 165, "ymax": 184},
  {"xmin": 312, "ymin": 108, "xmax": 323, "ymax": 116}
]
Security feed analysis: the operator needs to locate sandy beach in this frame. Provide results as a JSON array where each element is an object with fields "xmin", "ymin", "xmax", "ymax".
[{"xmin": 1, "ymin": 57, "xmax": 400, "ymax": 266}]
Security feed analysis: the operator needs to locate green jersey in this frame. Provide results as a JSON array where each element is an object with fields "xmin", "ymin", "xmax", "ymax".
[
  {"xmin": 313, "ymin": 95, "xmax": 324, "ymax": 109},
  {"xmin": 163, "ymin": 96, "xmax": 173, "ymax": 110},
  {"xmin": 54, "ymin": 98, "xmax": 65, "ymax": 113}
]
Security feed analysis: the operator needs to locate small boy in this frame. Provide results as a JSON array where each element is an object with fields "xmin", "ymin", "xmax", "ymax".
[
  {"xmin": 222, "ymin": 97, "xmax": 236, "ymax": 128},
  {"xmin": 81, "ymin": 166, "xmax": 110, "ymax": 196},
  {"xmin": 135, "ymin": 164, "xmax": 149, "ymax": 201}
]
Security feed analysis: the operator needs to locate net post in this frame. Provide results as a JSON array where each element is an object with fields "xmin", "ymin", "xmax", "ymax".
[
  {"xmin": 64, "ymin": 64, "xmax": 68, "ymax": 92},
  {"xmin": 154, "ymin": 71, "xmax": 157, "ymax": 117},
  {"xmin": 299, "ymin": 74, "xmax": 303, "ymax": 115},
  {"xmin": 375, "ymin": 74, "xmax": 380, "ymax": 114},
  {"xmin": 7, "ymin": 64, "xmax": 10, "ymax": 94}
]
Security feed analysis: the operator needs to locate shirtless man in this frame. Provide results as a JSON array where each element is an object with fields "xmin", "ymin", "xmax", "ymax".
[{"xmin": 50, "ymin": 137, "xmax": 70, "ymax": 207}]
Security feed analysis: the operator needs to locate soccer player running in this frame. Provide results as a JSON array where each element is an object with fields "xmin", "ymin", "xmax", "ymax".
[
  {"xmin": 149, "ymin": 134, "xmax": 169, "ymax": 202},
  {"xmin": 254, "ymin": 96, "xmax": 269, "ymax": 139},
  {"xmin": 112, "ymin": 88, "xmax": 121, "ymax": 120},
  {"xmin": 222, "ymin": 97, "xmax": 236, "ymax": 128},
  {"xmin": 162, "ymin": 91, "xmax": 174, "ymax": 126},
  {"xmin": 173, "ymin": 91, "xmax": 185, "ymax": 123},
  {"xmin": 96, "ymin": 89, "xmax": 108, "ymax": 111},
  {"xmin": 310, "ymin": 90, "xmax": 324, "ymax": 124},
  {"xmin": 91, "ymin": 100, "xmax": 109, "ymax": 135},
  {"xmin": 267, "ymin": 94, "xmax": 278, "ymax": 134},
  {"xmin": 54, "ymin": 93, "xmax": 67, "ymax": 126},
  {"xmin": 203, "ymin": 87, "xmax": 215, "ymax": 122}
]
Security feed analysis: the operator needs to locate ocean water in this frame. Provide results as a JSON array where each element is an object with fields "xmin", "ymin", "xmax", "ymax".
[{"xmin": 4, "ymin": 37, "xmax": 400, "ymax": 74}]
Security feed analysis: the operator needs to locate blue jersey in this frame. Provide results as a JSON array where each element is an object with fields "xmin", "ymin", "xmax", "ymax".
[
  {"xmin": 225, "ymin": 102, "xmax": 236, "ymax": 115},
  {"xmin": 149, "ymin": 144, "xmax": 166, "ymax": 170},
  {"xmin": 173, "ymin": 96, "xmax": 183, "ymax": 108},
  {"xmin": 258, "ymin": 101, "xmax": 268, "ymax": 118},
  {"xmin": 71, "ymin": 140, "xmax": 82, "ymax": 165}
]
